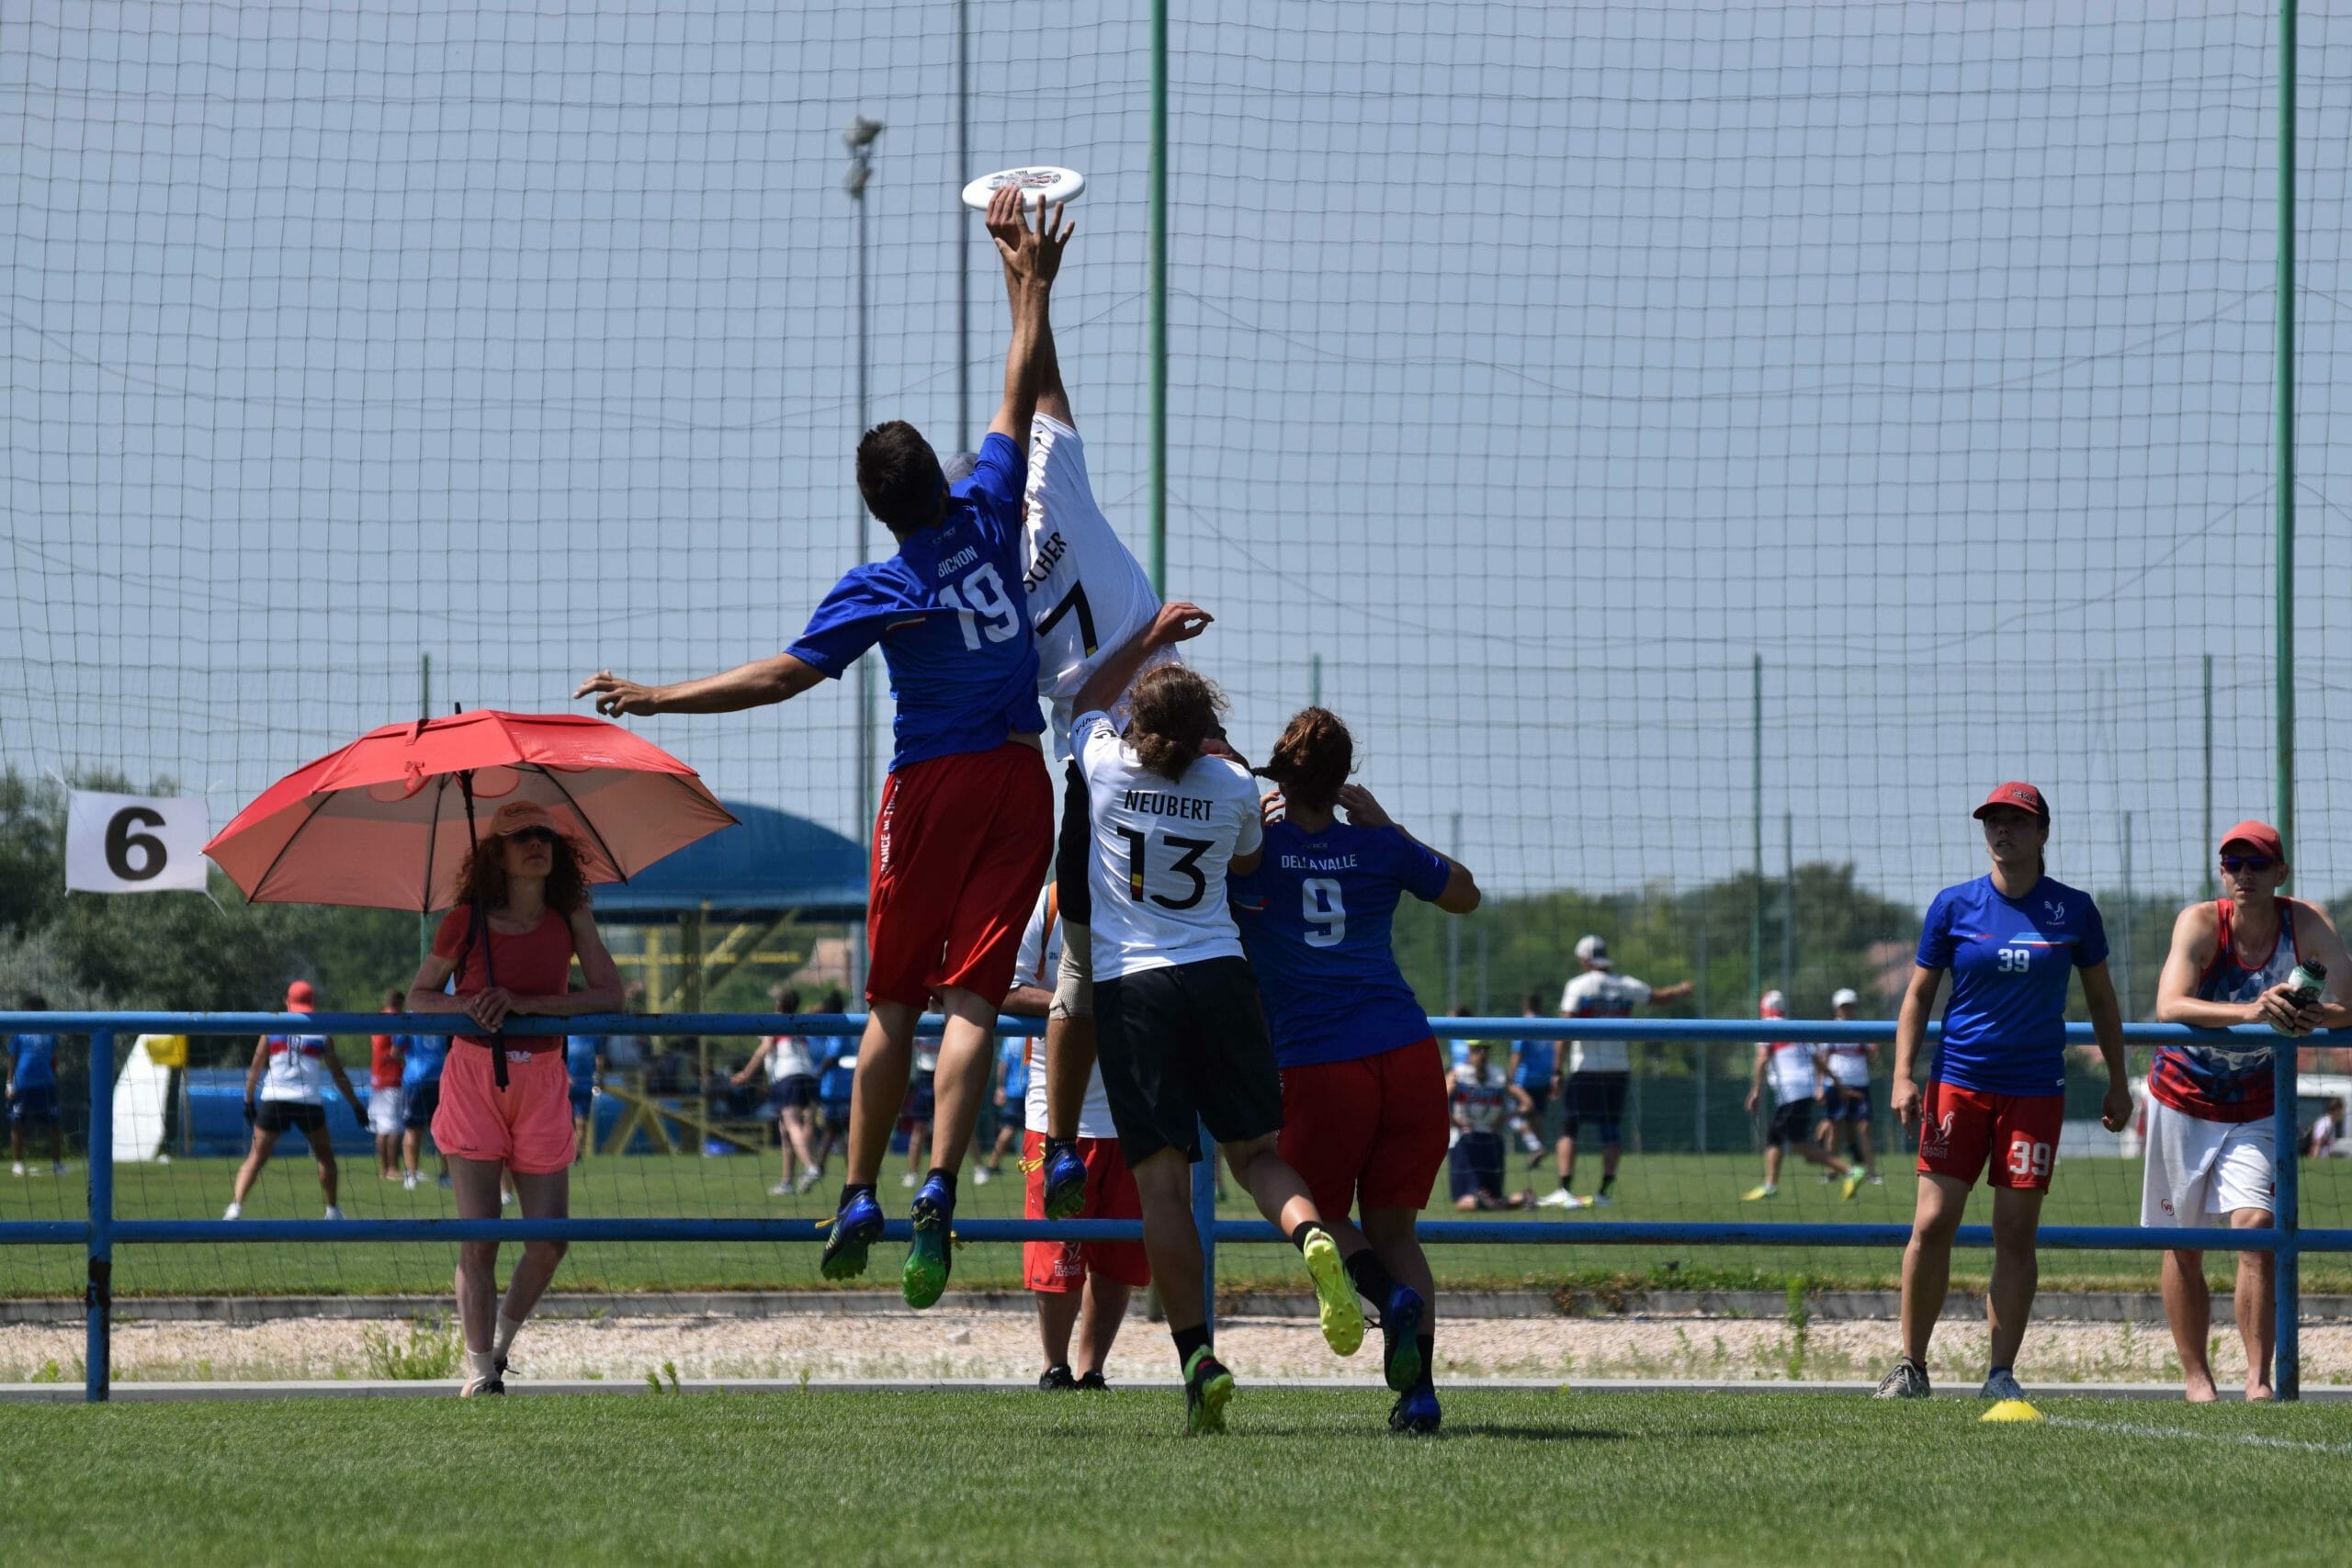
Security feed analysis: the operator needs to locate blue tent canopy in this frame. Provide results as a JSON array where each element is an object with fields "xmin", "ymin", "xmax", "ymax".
[{"xmin": 590, "ymin": 799, "xmax": 865, "ymax": 921}]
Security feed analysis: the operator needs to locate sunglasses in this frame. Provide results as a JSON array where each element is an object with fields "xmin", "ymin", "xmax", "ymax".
[
  {"xmin": 2220, "ymin": 854, "xmax": 2276, "ymax": 873},
  {"xmin": 503, "ymin": 827, "xmax": 559, "ymax": 846}
]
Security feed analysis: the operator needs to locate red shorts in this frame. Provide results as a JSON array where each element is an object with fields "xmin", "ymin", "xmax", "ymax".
[
  {"xmin": 1021, "ymin": 1130, "xmax": 1149, "ymax": 1292},
  {"xmin": 1277, "ymin": 1038, "xmax": 1450, "ymax": 1219},
  {"xmin": 431, "ymin": 1046, "xmax": 576, "ymax": 1176},
  {"xmin": 866, "ymin": 741, "xmax": 1052, "ymax": 1008},
  {"xmin": 1916, "ymin": 1081, "xmax": 2065, "ymax": 1191}
]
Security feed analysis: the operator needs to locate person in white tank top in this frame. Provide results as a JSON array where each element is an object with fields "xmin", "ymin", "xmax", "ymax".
[{"xmin": 225, "ymin": 980, "xmax": 365, "ymax": 1222}]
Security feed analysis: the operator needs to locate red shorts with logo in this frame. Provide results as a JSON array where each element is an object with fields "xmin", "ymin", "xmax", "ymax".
[
  {"xmin": 1021, "ymin": 1130, "xmax": 1149, "ymax": 1292},
  {"xmin": 1915, "ymin": 1081, "xmax": 2065, "ymax": 1191},
  {"xmin": 866, "ymin": 741, "xmax": 1052, "ymax": 1009},
  {"xmin": 1278, "ymin": 1038, "xmax": 1451, "ymax": 1219}
]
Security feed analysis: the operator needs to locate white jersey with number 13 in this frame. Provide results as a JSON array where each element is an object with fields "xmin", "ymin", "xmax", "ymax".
[{"xmin": 1074, "ymin": 710, "xmax": 1262, "ymax": 981}]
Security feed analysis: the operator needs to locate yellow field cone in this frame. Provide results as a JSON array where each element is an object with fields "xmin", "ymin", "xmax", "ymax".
[{"xmin": 1981, "ymin": 1399, "xmax": 2042, "ymax": 1423}]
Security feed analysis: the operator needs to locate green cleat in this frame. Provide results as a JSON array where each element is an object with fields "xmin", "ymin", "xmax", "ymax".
[
  {"xmin": 900, "ymin": 1179, "xmax": 955, "ymax": 1309},
  {"xmin": 1300, "ymin": 1227, "xmax": 1365, "ymax": 1357},
  {"xmin": 1183, "ymin": 1346, "xmax": 1234, "ymax": 1436}
]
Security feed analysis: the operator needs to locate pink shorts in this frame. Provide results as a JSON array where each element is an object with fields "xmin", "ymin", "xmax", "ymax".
[{"xmin": 431, "ymin": 1046, "xmax": 576, "ymax": 1175}]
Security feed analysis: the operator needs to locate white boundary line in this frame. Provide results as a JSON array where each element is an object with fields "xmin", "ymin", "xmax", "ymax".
[{"xmin": 2037, "ymin": 1414, "xmax": 2352, "ymax": 1455}]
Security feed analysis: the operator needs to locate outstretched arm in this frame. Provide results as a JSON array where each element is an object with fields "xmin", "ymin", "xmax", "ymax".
[
  {"xmin": 575, "ymin": 654, "xmax": 826, "ymax": 718},
  {"xmin": 985, "ymin": 185, "xmax": 1073, "ymax": 451},
  {"xmin": 1071, "ymin": 601, "xmax": 1212, "ymax": 717},
  {"xmin": 989, "ymin": 198, "xmax": 1072, "ymax": 428}
]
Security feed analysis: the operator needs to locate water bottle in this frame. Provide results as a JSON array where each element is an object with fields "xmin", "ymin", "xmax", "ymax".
[{"xmin": 2274, "ymin": 959, "xmax": 2327, "ymax": 1034}]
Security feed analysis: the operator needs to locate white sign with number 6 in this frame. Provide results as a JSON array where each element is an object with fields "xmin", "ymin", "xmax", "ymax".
[{"xmin": 64, "ymin": 791, "xmax": 210, "ymax": 894}]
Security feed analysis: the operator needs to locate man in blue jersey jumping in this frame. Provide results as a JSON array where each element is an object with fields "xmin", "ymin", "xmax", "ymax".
[{"xmin": 577, "ymin": 186, "xmax": 1072, "ymax": 1310}]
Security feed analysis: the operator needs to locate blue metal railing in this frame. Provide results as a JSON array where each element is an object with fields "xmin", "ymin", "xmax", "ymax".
[{"xmin": 0, "ymin": 1011, "xmax": 2334, "ymax": 1403}]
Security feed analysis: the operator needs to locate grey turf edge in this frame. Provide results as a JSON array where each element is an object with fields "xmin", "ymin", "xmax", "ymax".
[
  {"xmin": 2, "ymin": 1289, "xmax": 2338, "ymax": 1325},
  {"xmin": 3, "ymin": 1377, "xmax": 2344, "ymax": 1404}
]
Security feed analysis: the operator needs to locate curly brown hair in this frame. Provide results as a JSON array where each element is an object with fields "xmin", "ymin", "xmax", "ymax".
[
  {"xmin": 452, "ymin": 830, "xmax": 590, "ymax": 916},
  {"xmin": 1260, "ymin": 706, "xmax": 1353, "ymax": 814},
  {"xmin": 1127, "ymin": 665, "xmax": 1229, "ymax": 783}
]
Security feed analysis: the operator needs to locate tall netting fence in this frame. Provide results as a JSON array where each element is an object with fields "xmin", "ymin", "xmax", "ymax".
[{"xmin": 6, "ymin": 1, "xmax": 2352, "ymax": 1308}]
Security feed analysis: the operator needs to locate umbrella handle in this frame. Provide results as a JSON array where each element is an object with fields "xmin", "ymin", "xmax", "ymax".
[{"xmin": 458, "ymin": 773, "xmax": 511, "ymax": 1095}]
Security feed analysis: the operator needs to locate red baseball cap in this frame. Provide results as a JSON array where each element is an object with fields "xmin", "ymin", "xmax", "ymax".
[
  {"xmin": 285, "ymin": 979, "xmax": 318, "ymax": 1013},
  {"xmin": 2219, "ymin": 819, "xmax": 2285, "ymax": 861},
  {"xmin": 1973, "ymin": 782, "xmax": 2049, "ymax": 821}
]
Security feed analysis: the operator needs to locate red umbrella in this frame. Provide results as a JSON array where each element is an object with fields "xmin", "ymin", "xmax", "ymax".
[{"xmin": 205, "ymin": 710, "xmax": 739, "ymax": 911}]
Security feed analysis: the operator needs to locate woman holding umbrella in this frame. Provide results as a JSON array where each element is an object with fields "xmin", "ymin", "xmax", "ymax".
[{"xmin": 405, "ymin": 800, "xmax": 624, "ymax": 1396}]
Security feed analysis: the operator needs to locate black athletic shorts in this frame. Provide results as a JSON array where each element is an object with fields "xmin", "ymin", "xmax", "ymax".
[
  {"xmin": 1768, "ymin": 1098, "xmax": 1822, "ymax": 1149},
  {"xmin": 1821, "ymin": 1083, "xmax": 1871, "ymax": 1123},
  {"xmin": 1562, "ymin": 1072, "xmax": 1629, "ymax": 1140},
  {"xmin": 769, "ymin": 1074, "xmax": 819, "ymax": 1111},
  {"xmin": 1094, "ymin": 955, "xmax": 1283, "ymax": 1165},
  {"xmin": 257, "ymin": 1100, "xmax": 326, "ymax": 1135},
  {"xmin": 1055, "ymin": 759, "xmax": 1092, "ymax": 926},
  {"xmin": 402, "ymin": 1079, "xmax": 441, "ymax": 1132}
]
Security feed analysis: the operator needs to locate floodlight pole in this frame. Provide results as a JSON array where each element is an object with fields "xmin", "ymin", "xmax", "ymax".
[
  {"xmin": 1148, "ymin": 0, "xmax": 1169, "ymax": 597},
  {"xmin": 846, "ymin": 117, "xmax": 883, "ymax": 997},
  {"xmin": 2274, "ymin": 0, "xmax": 2301, "ymax": 1403},
  {"xmin": 956, "ymin": 1, "xmax": 971, "ymax": 445}
]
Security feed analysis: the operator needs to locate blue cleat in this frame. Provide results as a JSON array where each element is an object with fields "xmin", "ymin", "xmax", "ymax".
[
  {"xmin": 1381, "ymin": 1285, "xmax": 1426, "ymax": 1394},
  {"xmin": 901, "ymin": 1177, "xmax": 956, "ymax": 1308},
  {"xmin": 820, "ymin": 1190, "xmax": 886, "ymax": 1281},
  {"xmin": 1388, "ymin": 1386, "xmax": 1442, "ymax": 1437},
  {"xmin": 1041, "ymin": 1142, "xmax": 1089, "ymax": 1222}
]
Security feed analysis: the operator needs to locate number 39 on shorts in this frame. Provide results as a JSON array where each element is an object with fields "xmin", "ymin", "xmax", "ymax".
[{"xmin": 2007, "ymin": 1138, "xmax": 2053, "ymax": 1180}]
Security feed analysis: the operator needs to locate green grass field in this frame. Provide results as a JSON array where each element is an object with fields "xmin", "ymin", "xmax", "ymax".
[
  {"xmin": 6, "ymin": 1151, "xmax": 2351, "ymax": 1298},
  {"xmin": 0, "ymin": 1390, "xmax": 2346, "ymax": 1564}
]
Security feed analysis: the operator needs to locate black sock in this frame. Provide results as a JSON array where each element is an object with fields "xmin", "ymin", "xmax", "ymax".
[
  {"xmin": 1173, "ymin": 1323, "xmax": 1212, "ymax": 1373},
  {"xmin": 1416, "ymin": 1333, "xmax": 1436, "ymax": 1392},
  {"xmin": 1289, "ymin": 1221, "xmax": 1324, "ymax": 1253},
  {"xmin": 1599, "ymin": 1172, "xmax": 1616, "ymax": 1197},
  {"xmin": 1343, "ymin": 1249, "xmax": 1398, "ymax": 1308},
  {"xmin": 1044, "ymin": 1134, "xmax": 1076, "ymax": 1160},
  {"xmin": 839, "ymin": 1181, "xmax": 876, "ymax": 1211},
  {"xmin": 924, "ymin": 1167, "xmax": 957, "ymax": 1203}
]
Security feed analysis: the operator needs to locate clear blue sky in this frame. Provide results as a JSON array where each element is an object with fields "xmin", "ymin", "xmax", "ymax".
[{"xmin": 6, "ymin": 0, "xmax": 2351, "ymax": 909}]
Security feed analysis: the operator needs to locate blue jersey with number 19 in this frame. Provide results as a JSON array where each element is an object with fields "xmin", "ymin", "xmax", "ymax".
[
  {"xmin": 1229, "ymin": 818, "xmax": 1453, "ymax": 1069},
  {"xmin": 1917, "ymin": 874, "xmax": 2109, "ymax": 1096},
  {"xmin": 788, "ymin": 432, "xmax": 1045, "ymax": 772}
]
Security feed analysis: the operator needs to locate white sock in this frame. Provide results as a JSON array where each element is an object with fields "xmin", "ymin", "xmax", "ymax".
[
  {"xmin": 493, "ymin": 1311, "xmax": 524, "ymax": 1359},
  {"xmin": 464, "ymin": 1348, "xmax": 499, "ymax": 1384}
]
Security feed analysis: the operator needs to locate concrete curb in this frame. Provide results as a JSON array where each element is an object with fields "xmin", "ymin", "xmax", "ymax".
[
  {"xmin": 2, "ymin": 1288, "xmax": 2341, "ymax": 1326},
  {"xmin": 3, "ymin": 1375, "xmax": 2342, "ymax": 1404}
]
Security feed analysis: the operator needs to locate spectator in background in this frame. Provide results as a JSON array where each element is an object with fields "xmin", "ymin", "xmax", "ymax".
[
  {"xmin": 1449, "ymin": 1041, "xmax": 1535, "ymax": 1212},
  {"xmin": 368, "ymin": 989, "xmax": 408, "ymax": 1181},
  {"xmin": 976, "ymin": 1032, "xmax": 1026, "ymax": 1187},
  {"xmin": 2145, "ymin": 820, "xmax": 2352, "ymax": 1402},
  {"xmin": 734, "ymin": 984, "xmax": 824, "ymax": 1196},
  {"xmin": 899, "ymin": 1031, "xmax": 940, "ymax": 1190},
  {"xmin": 6, "ymin": 994, "xmax": 64, "ymax": 1178},
  {"xmin": 1005, "ymin": 882, "xmax": 1147, "ymax": 1389},
  {"xmin": 564, "ymin": 1008, "xmax": 605, "ymax": 1165},
  {"xmin": 1818, "ymin": 987, "xmax": 1880, "ymax": 1182},
  {"xmin": 603, "ymin": 979, "xmax": 650, "ymax": 1077},
  {"xmin": 225, "ymin": 981, "xmax": 366, "ymax": 1221},
  {"xmin": 813, "ymin": 987, "xmax": 857, "ymax": 1181},
  {"xmin": 400, "ymin": 1006, "xmax": 451, "ymax": 1192},
  {"xmin": 1540, "ymin": 934, "xmax": 1694, "ymax": 1210},
  {"xmin": 2311, "ymin": 1096, "xmax": 2345, "ymax": 1159},
  {"xmin": 1505, "ymin": 990, "xmax": 1555, "ymax": 1168},
  {"xmin": 1743, "ymin": 990, "xmax": 1862, "ymax": 1201}
]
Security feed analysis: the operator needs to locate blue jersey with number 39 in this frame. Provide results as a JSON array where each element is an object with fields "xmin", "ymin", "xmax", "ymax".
[
  {"xmin": 787, "ymin": 432, "xmax": 1045, "ymax": 772},
  {"xmin": 1916, "ymin": 874, "xmax": 2109, "ymax": 1095},
  {"xmin": 1229, "ymin": 818, "xmax": 1453, "ymax": 1069}
]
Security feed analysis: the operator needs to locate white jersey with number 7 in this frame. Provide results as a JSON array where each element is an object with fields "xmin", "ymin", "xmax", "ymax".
[
  {"xmin": 1073, "ymin": 709, "xmax": 1262, "ymax": 981},
  {"xmin": 1021, "ymin": 414, "xmax": 1170, "ymax": 761}
]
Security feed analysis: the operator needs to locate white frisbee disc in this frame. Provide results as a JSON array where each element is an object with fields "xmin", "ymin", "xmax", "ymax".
[{"xmin": 961, "ymin": 165, "xmax": 1086, "ymax": 212}]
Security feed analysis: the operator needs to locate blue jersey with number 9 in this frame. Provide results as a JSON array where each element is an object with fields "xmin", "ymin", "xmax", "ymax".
[
  {"xmin": 788, "ymin": 432, "xmax": 1045, "ymax": 772},
  {"xmin": 1229, "ymin": 818, "xmax": 1453, "ymax": 1069},
  {"xmin": 1916, "ymin": 874, "xmax": 2109, "ymax": 1095}
]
